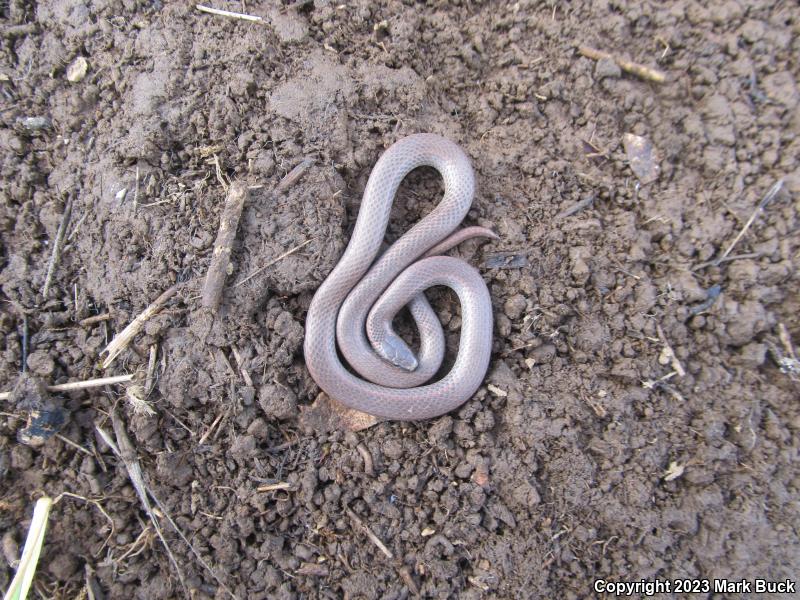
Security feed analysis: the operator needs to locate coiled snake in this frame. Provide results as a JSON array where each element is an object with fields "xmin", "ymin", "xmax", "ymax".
[{"xmin": 304, "ymin": 134, "xmax": 495, "ymax": 420}]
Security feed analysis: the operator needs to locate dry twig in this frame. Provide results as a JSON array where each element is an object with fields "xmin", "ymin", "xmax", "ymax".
[
  {"xmin": 195, "ymin": 3, "xmax": 263, "ymax": 22},
  {"xmin": 21, "ymin": 313, "xmax": 28, "ymax": 373},
  {"xmin": 717, "ymin": 179, "xmax": 784, "ymax": 265},
  {"xmin": 42, "ymin": 196, "xmax": 73, "ymax": 297},
  {"xmin": 101, "ymin": 284, "xmax": 181, "ymax": 369},
  {"xmin": 356, "ymin": 443, "xmax": 375, "ymax": 477},
  {"xmin": 345, "ymin": 506, "xmax": 393, "ymax": 559},
  {"xmin": 656, "ymin": 324, "xmax": 685, "ymax": 377},
  {"xmin": 79, "ymin": 313, "xmax": 112, "ymax": 327},
  {"xmin": 197, "ymin": 410, "xmax": 226, "ymax": 446},
  {"xmin": 555, "ymin": 195, "xmax": 595, "ymax": 220},
  {"xmin": 144, "ymin": 344, "xmax": 158, "ymax": 396},
  {"xmin": 0, "ymin": 373, "xmax": 134, "ymax": 401},
  {"xmin": 256, "ymin": 482, "xmax": 293, "ymax": 492},
  {"xmin": 397, "ymin": 566, "xmax": 421, "ymax": 596},
  {"xmin": 276, "ymin": 157, "xmax": 314, "ymax": 194},
  {"xmin": 234, "ymin": 240, "xmax": 310, "ymax": 287},
  {"xmin": 202, "ymin": 182, "xmax": 249, "ymax": 311},
  {"xmin": 578, "ymin": 45, "xmax": 666, "ymax": 83}
]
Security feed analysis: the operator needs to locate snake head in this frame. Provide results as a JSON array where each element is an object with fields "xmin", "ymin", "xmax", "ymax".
[{"xmin": 376, "ymin": 332, "xmax": 418, "ymax": 372}]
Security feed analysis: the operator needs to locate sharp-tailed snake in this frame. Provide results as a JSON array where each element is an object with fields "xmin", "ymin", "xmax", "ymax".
[{"xmin": 303, "ymin": 134, "xmax": 496, "ymax": 420}]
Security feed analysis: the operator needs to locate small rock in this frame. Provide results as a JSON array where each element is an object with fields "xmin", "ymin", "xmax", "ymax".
[
  {"xmin": 229, "ymin": 435, "xmax": 257, "ymax": 460},
  {"xmin": 2, "ymin": 531, "xmax": 18, "ymax": 567},
  {"xmin": 258, "ymin": 383, "xmax": 298, "ymax": 420},
  {"xmin": 735, "ymin": 342, "xmax": 767, "ymax": 368},
  {"xmin": 595, "ymin": 57, "xmax": 621, "ymax": 79},
  {"xmin": 739, "ymin": 19, "xmax": 765, "ymax": 43},
  {"xmin": 428, "ymin": 416, "xmax": 453, "ymax": 443},
  {"xmin": 66, "ymin": 57, "xmax": 89, "ymax": 83},
  {"xmin": 503, "ymin": 294, "xmax": 527, "ymax": 320},
  {"xmin": 761, "ymin": 71, "xmax": 799, "ymax": 109},
  {"xmin": 530, "ymin": 344, "xmax": 556, "ymax": 364},
  {"xmin": 18, "ymin": 116, "xmax": 52, "ymax": 131},
  {"xmin": 26, "ymin": 350, "xmax": 55, "ymax": 377},
  {"xmin": 571, "ymin": 254, "xmax": 590, "ymax": 284},
  {"xmin": 623, "ymin": 133, "xmax": 660, "ymax": 185},
  {"xmin": 672, "ymin": 271, "xmax": 707, "ymax": 303},
  {"xmin": 471, "ymin": 463, "xmax": 490, "ymax": 487},
  {"xmin": 382, "ymin": 439, "xmax": 403, "ymax": 460},
  {"xmin": 455, "ymin": 462, "xmax": 474, "ymax": 479}
]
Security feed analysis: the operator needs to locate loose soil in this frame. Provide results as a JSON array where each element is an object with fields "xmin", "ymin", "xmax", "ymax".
[{"xmin": 1, "ymin": 1, "xmax": 799, "ymax": 598}]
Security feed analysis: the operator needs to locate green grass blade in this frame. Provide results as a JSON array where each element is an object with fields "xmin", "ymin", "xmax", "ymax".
[{"xmin": 3, "ymin": 497, "xmax": 53, "ymax": 600}]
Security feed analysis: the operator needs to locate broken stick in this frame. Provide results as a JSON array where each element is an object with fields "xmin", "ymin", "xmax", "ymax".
[
  {"xmin": 101, "ymin": 284, "xmax": 181, "ymax": 369},
  {"xmin": 578, "ymin": 45, "xmax": 666, "ymax": 84},
  {"xmin": 716, "ymin": 179, "xmax": 784, "ymax": 265},
  {"xmin": 195, "ymin": 4, "xmax": 263, "ymax": 22},
  {"xmin": 345, "ymin": 506, "xmax": 393, "ymax": 559},
  {"xmin": 42, "ymin": 195, "xmax": 73, "ymax": 297},
  {"xmin": 0, "ymin": 374, "xmax": 134, "ymax": 401},
  {"xmin": 202, "ymin": 181, "xmax": 249, "ymax": 312}
]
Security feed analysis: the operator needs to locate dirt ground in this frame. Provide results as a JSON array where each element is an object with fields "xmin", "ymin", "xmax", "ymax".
[{"xmin": 1, "ymin": 0, "xmax": 799, "ymax": 598}]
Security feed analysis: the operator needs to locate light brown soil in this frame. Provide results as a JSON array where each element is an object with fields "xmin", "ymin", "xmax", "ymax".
[{"xmin": 1, "ymin": 0, "xmax": 799, "ymax": 598}]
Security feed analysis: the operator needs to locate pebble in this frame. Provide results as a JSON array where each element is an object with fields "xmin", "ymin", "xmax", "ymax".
[
  {"xmin": 455, "ymin": 463, "xmax": 474, "ymax": 478},
  {"xmin": 594, "ymin": 57, "xmax": 621, "ymax": 79},
  {"xmin": 26, "ymin": 350, "xmax": 55, "ymax": 377},
  {"xmin": 762, "ymin": 71, "xmax": 799, "ymax": 109},
  {"xmin": 66, "ymin": 57, "xmax": 88, "ymax": 83},
  {"xmin": 229, "ymin": 435, "xmax": 257, "ymax": 460},
  {"xmin": 18, "ymin": 116, "xmax": 52, "ymax": 130},
  {"xmin": 382, "ymin": 439, "xmax": 403, "ymax": 460},
  {"xmin": 738, "ymin": 19, "xmax": 765, "ymax": 43},
  {"xmin": 529, "ymin": 344, "xmax": 556, "ymax": 364},
  {"xmin": 735, "ymin": 342, "xmax": 767, "ymax": 368},
  {"xmin": 503, "ymin": 294, "xmax": 526, "ymax": 321},
  {"xmin": 428, "ymin": 416, "xmax": 453, "ymax": 443},
  {"xmin": 258, "ymin": 384, "xmax": 298, "ymax": 420}
]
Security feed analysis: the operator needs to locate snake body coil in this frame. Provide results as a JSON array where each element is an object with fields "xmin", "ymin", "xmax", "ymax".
[{"xmin": 303, "ymin": 134, "xmax": 494, "ymax": 420}]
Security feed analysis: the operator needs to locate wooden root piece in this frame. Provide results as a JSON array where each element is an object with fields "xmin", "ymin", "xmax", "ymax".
[{"xmin": 202, "ymin": 181, "xmax": 249, "ymax": 312}]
